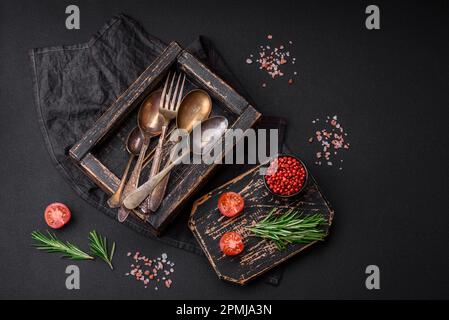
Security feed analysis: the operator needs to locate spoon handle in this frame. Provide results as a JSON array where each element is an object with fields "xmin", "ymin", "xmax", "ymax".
[
  {"xmin": 142, "ymin": 124, "xmax": 168, "ymax": 212},
  {"xmin": 147, "ymin": 132, "xmax": 179, "ymax": 212},
  {"xmin": 123, "ymin": 150, "xmax": 188, "ymax": 210},
  {"xmin": 107, "ymin": 154, "xmax": 134, "ymax": 208},
  {"xmin": 147, "ymin": 170, "xmax": 171, "ymax": 212},
  {"xmin": 118, "ymin": 135, "xmax": 151, "ymax": 222}
]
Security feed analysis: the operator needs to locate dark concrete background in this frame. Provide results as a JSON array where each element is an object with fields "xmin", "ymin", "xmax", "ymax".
[{"xmin": 0, "ymin": 0, "xmax": 448, "ymax": 299}]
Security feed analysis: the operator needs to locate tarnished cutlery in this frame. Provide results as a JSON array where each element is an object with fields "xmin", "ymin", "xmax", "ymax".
[
  {"xmin": 141, "ymin": 72, "xmax": 185, "ymax": 212},
  {"xmin": 123, "ymin": 116, "xmax": 228, "ymax": 210},
  {"xmin": 147, "ymin": 89, "xmax": 212, "ymax": 212},
  {"xmin": 107, "ymin": 127, "xmax": 143, "ymax": 208},
  {"xmin": 117, "ymin": 90, "xmax": 164, "ymax": 222}
]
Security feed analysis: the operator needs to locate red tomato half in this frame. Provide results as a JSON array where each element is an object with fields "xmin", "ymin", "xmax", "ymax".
[
  {"xmin": 220, "ymin": 232, "xmax": 244, "ymax": 256},
  {"xmin": 44, "ymin": 203, "xmax": 71, "ymax": 229},
  {"xmin": 218, "ymin": 192, "xmax": 245, "ymax": 218}
]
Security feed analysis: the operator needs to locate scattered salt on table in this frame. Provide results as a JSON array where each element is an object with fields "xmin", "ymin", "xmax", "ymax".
[
  {"xmin": 309, "ymin": 115, "xmax": 350, "ymax": 169},
  {"xmin": 246, "ymin": 34, "xmax": 299, "ymax": 87},
  {"xmin": 125, "ymin": 251, "xmax": 175, "ymax": 291}
]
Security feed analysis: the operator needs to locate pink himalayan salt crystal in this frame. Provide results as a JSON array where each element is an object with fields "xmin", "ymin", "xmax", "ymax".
[
  {"xmin": 165, "ymin": 279, "xmax": 173, "ymax": 288},
  {"xmin": 310, "ymin": 115, "xmax": 350, "ymax": 170}
]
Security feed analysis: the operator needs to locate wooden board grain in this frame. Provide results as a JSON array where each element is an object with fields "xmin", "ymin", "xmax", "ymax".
[{"xmin": 189, "ymin": 164, "xmax": 334, "ymax": 285}]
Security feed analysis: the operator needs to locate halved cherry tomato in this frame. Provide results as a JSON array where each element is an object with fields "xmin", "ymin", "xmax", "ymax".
[
  {"xmin": 44, "ymin": 203, "xmax": 71, "ymax": 229},
  {"xmin": 220, "ymin": 232, "xmax": 244, "ymax": 256},
  {"xmin": 218, "ymin": 192, "xmax": 244, "ymax": 218}
]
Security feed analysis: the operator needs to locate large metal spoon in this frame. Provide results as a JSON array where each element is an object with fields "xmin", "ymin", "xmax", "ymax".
[
  {"xmin": 117, "ymin": 90, "xmax": 164, "ymax": 222},
  {"xmin": 107, "ymin": 127, "xmax": 143, "ymax": 208},
  {"xmin": 123, "ymin": 116, "xmax": 228, "ymax": 210},
  {"xmin": 146, "ymin": 89, "xmax": 212, "ymax": 212}
]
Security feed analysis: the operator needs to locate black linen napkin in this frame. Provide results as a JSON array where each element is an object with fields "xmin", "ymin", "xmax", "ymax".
[{"xmin": 30, "ymin": 14, "xmax": 285, "ymax": 285}]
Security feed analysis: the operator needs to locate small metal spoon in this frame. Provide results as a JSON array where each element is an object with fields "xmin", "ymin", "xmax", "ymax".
[
  {"xmin": 117, "ymin": 90, "xmax": 164, "ymax": 222},
  {"xmin": 123, "ymin": 116, "xmax": 228, "ymax": 210},
  {"xmin": 107, "ymin": 127, "xmax": 143, "ymax": 208},
  {"xmin": 146, "ymin": 89, "xmax": 212, "ymax": 212}
]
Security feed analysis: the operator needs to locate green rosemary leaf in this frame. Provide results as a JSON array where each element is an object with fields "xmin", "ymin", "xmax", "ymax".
[
  {"xmin": 31, "ymin": 231, "xmax": 94, "ymax": 260},
  {"xmin": 247, "ymin": 210, "xmax": 327, "ymax": 250},
  {"xmin": 89, "ymin": 231, "xmax": 115, "ymax": 270}
]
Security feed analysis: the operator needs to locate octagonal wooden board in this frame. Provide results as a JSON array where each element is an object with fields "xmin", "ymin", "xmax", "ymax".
[{"xmin": 189, "ymin": 163, "xmax": 334, "ymax": 285}]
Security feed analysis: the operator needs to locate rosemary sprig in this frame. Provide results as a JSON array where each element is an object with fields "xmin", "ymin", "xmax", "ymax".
[
  {"xmin": 89, "ymin": 231, "xmax": 115, "ymax": 270},
  {"xmin": 247, "ymin": 209, "xmax": 327, "ymax": 250},
  {"xmin": 31, "ymin": 231, "xmax": 94, "ymax": 260}
]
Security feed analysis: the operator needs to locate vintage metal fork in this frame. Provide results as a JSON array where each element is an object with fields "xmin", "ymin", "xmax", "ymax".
[{"xmin": 141, "ymin": 72, "xmax": 186, "ymax": 213}]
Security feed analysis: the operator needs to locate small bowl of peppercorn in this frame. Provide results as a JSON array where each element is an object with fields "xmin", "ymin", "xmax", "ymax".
[{"xmin": 263, "ymin": 154, "xmax": 309, "ymax": 198}]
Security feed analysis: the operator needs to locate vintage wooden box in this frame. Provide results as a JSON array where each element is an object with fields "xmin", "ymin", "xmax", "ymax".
[{"xmin": 69, "ymin": 42, "xmax": 261, "ymax": 235}]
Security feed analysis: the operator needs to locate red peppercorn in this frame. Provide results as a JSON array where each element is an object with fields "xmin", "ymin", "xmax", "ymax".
[{"xmin": 265, "ymin": 156, "xmax": 307, "ymax": 196}]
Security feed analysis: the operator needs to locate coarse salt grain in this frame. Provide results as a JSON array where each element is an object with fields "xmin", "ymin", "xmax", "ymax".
[
  {"xmin": 165, "ymin": 279, "xmax": 173, "ymax": 288},
  {"xmin": 125, "ymin": 251, "xmax": 175, "ymax": 290},
  {"xmin": 246, "ymin": 34, "xmax": 298, "ymax": 86},
  {"xmin": 309, "ymin": 115, "xmax": 350, "ymax": 170}
]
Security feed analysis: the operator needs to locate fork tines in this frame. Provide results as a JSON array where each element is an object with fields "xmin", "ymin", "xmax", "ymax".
[{"xmin": 160, "ymin": 72, "xmax": 186, "ymax": 112}]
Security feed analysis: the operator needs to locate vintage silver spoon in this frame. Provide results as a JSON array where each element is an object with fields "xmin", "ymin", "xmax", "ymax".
[
  {"xmin": 117, "ymin": 90, "xmax": 164, "ymax": 222},
  {"xmin": 107, "ymin": 127, "xmax": 143, "ymax": 208}
]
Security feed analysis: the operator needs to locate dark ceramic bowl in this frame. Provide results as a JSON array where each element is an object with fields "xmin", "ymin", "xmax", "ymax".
[{"xmin": 263, "ymin": 154, "xmax": 309, "ymax": 198}]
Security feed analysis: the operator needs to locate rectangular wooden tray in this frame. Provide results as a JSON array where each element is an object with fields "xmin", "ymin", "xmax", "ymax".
[
  {"xmin": 189, "ymin": 164, "xmax": 334, "ymax": 285},
  {"xmin": 69, "ymin": 42, "xmax": 261, "ymax": 235}
]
